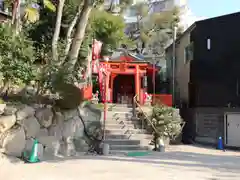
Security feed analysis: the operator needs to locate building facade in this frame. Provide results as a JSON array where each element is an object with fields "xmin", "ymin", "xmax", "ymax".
[{"xmin": 166, "ymin": 12, "xmax": 240, "ymax": 146}]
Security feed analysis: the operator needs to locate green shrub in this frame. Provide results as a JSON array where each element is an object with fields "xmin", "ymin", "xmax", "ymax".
[
  {"xmin": 151, "ymin": 105, "xmax": 185, "ymax": 140},
  {"xmin": 140, "ymin": 105, "xmax": 185, "ymax": 147},
  {"xmin": 0, "ymin": 98, "xmax": 5, "ymax": 104}
]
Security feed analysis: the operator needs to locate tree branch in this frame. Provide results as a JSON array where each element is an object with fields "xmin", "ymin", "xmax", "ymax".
[
  {"xmin": 64, "ymin": 5, "xmax": 81, "ymax": 58},
  {"xmin": 52, "ymin": 0, "xmax": 65, "ymax": 62},
  {"xmin": 66, "ymin": 0, "xmax": 92, "ymax": 69}
]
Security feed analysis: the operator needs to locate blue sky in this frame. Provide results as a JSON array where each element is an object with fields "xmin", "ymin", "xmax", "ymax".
[{"xmin": 189, "ymin": 0, "xmax": 240, "ymax": 18}]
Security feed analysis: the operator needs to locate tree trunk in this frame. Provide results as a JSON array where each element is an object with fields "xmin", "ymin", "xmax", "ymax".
[
  {"xmin": 52, "ymin": 0, "xmax": 65, "ymax": 61},
  {"xmin": 64, "ymin": 6, "xmax": 81, "ymax": 58},
  {"xmin": 66, "ymin": 0, "xmax": 92, "ymax": 69},
  {"xmin": 0, "ymin": 80, "xmax": 10, "ymax": 96},
  {"xmin": 12, "ymin": 0, "xmax": 19, "ymax": 24},
  {"xmin": 15, "ymin": 0, "xmax": 21, "ymax": 33},
  {"xmin": 11, "ymin": 0, "xmax": 21, "ymax": 33}
]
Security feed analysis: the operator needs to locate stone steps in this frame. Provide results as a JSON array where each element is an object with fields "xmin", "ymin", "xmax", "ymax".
[
  {"xmin": 105, "ymin": 128, "xmax": 148, "ymax": 135},
  {"xmin": 109, "ymin": 144, "xmax": 150, "ymax": 151},
  {"xmin": 100, "ymin": 104, "xmax": 153, "ymax": 153},
  {"xmin": 104, "ymin": 139, "xmax": 141, "ymax": 146},
  {"xmin": 104, "ymin": 123, "xmax": 142, "ymax": 129},
  {"xmin": 109, "ymin": 150, "xmax": 152, "ymax": 155}
]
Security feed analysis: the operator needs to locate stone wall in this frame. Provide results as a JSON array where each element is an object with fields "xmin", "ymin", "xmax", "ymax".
[
  {"xmin": 190, "ymin": 108, "xmax": 240, "ymax": 145},
  {"xmin": 0, "ymin": 102, "xmax": 102, "ymax": 159}
]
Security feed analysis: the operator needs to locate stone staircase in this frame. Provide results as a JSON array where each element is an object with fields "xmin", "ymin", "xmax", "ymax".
[{"xmin": 103, "ymin": 104, "xmax": 153, "ymax": 154}]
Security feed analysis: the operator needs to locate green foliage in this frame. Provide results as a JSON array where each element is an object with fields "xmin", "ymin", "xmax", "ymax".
[
  {"xmin": 150, "ymin": 105, "xmax": 185, "ymax": 140},
  {"xmin": 129, "ymin": 3, "xmax": 182, "ymax": 54},
  {"xmin": 0, "ymin": 98, "xmax": 4, "ymax": 104},
  {"xmin": 137, "ymin": 105, "xmax": 184, "ymax": 144},
  {"xmin": 0, "ymin": 24, "xmax": 36, "ymax": 85},
  {"xmin": 25, "ymin": 7, "xmax": 56, "ymax": 63},
  {"xmin": 62, "ymin": 0, "xmax": 80, "ymax": 25},
  {"xmin": 90, "ymin": 10, "xmax": 133, "ymax": 55}
]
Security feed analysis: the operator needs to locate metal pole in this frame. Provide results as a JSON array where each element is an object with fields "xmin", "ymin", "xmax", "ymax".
[
  {"xmin": 103, "ymin": 73, "xmax": 107, "ymax": 141},
  {"xmin": 153, "ymin": 54, "xmax": 156, "ymax": 105},
  {"xmin": 103, "ymin": 58, "xmax": 109, "ymax": 142},
  {"xmin": 172, "ymin": 26, "xmax": 177, "ymax": 106}
]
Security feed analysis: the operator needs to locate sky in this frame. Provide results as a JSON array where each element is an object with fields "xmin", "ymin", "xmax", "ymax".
[{"xmin": 189, "ymin": 0, "xmax": 240, "ymax": 19}]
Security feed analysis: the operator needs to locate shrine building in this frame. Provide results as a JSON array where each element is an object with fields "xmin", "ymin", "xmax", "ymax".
[{"xmin": 97, "ymin": 51, "xmax": 161, "ymax": 105}]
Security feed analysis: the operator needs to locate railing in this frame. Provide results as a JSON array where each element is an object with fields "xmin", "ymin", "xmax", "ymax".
[
  {"xmin": 133, "ymin": 95, "xmax": 186, "ymax": 143},
  {"xmin": 133, "ymin": 94, "xmax": 158, "ymax": 133},
  {"xmin": 112, "ymin": 112, "xmax": 135, "ymax": 139}
]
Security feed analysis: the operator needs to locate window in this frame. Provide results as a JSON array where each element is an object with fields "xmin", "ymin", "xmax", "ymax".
[
  {"xmin": 150, "ymin": 1, "xmax": 166, "ymax": 13},
  {"xmin": 184, "ymin": 42, "xmax": 194, "ymax": 63},
  {"xmin": 207, "ymin": 38, "xmax": 211, "ymax": 50}
]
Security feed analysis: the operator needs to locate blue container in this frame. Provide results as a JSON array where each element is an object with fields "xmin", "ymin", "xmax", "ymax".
[{"xmin": 217, "ymin": 136, "xmax": 224, "ymax": 150}]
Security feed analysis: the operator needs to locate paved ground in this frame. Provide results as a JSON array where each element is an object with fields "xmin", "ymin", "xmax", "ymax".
[{"xmin": 1, "ymin": 145, "xmax": 240, "ymax": 180}]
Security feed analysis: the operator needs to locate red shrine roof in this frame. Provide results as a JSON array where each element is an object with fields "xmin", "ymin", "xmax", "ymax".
[
  {"xmin": 100, "ymin": 50, "xmax": 148, "ymax": 63},
  {"xmin": 99, "ymin": 50, "xmax": 161, "ymax": 73}
]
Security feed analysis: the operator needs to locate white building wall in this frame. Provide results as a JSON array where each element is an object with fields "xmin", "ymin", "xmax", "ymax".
[{"xmin": 123, "ymin": 0, "xmax": 201, "ymax": 31}]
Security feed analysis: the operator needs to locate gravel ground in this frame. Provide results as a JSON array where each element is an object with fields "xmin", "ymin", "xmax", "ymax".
[{"xmin": 1, "ymin": 145, "xmax": 240, "ymax": 180}]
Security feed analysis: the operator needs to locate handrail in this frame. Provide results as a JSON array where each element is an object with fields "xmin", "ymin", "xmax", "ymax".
[
  {"xmin": 133, "ymin": 95, "xmax": 186, "ymax": 142},
  {"xmin": 133, "ymin": 94, "xmax": 158, "ymax": 133},
  {"xmin": 113, "ymin": 112, "xmax": 135, "ymax": 139}
]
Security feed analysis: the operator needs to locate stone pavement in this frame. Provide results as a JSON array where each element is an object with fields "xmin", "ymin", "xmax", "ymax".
[{"xmin": 1, "ymin": 145, "xmax": 240, "ymax": 180}]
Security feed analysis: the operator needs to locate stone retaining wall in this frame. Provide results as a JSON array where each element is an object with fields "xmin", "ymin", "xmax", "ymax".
[{"xmin": 0, "ymin": 103, "xmax": 102, "ymax": 159}]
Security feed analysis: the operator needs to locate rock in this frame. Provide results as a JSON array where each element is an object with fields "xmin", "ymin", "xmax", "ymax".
[
  {"xmin": 0, "ymin": 126, "xmax": 26, "ymax": 157},
  {"xmin": 0, "ymin": 104, "xmax": 6, "ymax": 115},
  {"xmin": 16, "ymin": 105, "xmax": 35, "ymax": 121},
  {"xmin": 21, "ymin": 116, "xmax": 41, "ymax": 138},
  {"xmin": 0, "ymin": 115, "xmax": 16, "ymax": 133},
  {"xmin": 35, "ymin": 108, "xmax": 53, "ymax": 128},
  {"xmin": 48, "ymin": 124, "xmax": 63, "ymax": 140},
  {"xmin": 3, "ymin": 106, "xmax": 17, "ymax": 116},
  {"xmin": 73, "ymin": 138, "xmax": 88, "ymax": 152},
  {"xmin": 24, "ymin": 86, "xmax": 37, "ymax": 96},
  {"xmin": 32, "ymin": 104, "xmax": 45, "ymax": 109},
  {"xmin": 38, "ymin": 136, "xmax": 58, "ymax": 148},
  {"xmin": 25, "ymin": 138, "xmax": 34, "ymax": 152},
  {"xmin": 78, "ymin": 108, "xmax": 87, "ymax": 117},
  {"xmin": 52, "ymin": 111, "xmax": 64, "ymax": 125},
  {"xmin": 44, "ymin": 139, "xmax": 63, "ymax": 156},
  {"xmin": 36, "ymin": 128, "xmax": 48, "ymax": 138},
  {"xmin": 62, "ymin": 116, "xmax": 83, "ymax": 138},
  {"xmin": 65, "ymin": 137, "xmax": 76, "ymax": 156},
  {"xmin": 0, "ymin": 152, "xmax": 23, "ymax": 164},
  {"xmin": 36, "ymin": 128, "xmax": 58, "ymax": 149},
  {"xmin": 62, "ymin": 109, "xmax": 78, "ymax": 121},
  {"xmin": 73, "ymin": 116, "xmax": 84, "ymax": 138}
]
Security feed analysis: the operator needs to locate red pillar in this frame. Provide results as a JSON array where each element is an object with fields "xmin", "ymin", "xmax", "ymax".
[
  {"xmin": 110, "ymin": 73, "xmax": 117, "ymax": 103},
  {"xmin": 135, "ymin": 65, "xmax": 140, "ymax": 102}
]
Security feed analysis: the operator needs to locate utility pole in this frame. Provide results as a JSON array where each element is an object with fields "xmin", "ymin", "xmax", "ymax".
[{"xmin": 172, "ymin": 26, "xmax": 177, "ymax": 106}]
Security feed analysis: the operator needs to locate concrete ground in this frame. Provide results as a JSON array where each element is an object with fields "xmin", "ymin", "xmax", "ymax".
[{"xmin": 1, "ymin": 145, "xmax": 240, "ymax": 180}]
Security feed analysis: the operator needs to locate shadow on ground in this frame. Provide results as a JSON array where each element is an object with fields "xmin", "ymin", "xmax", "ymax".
[{"xmin": 41, "ymin": 147, "xmax": 240, "ymax": 177}]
